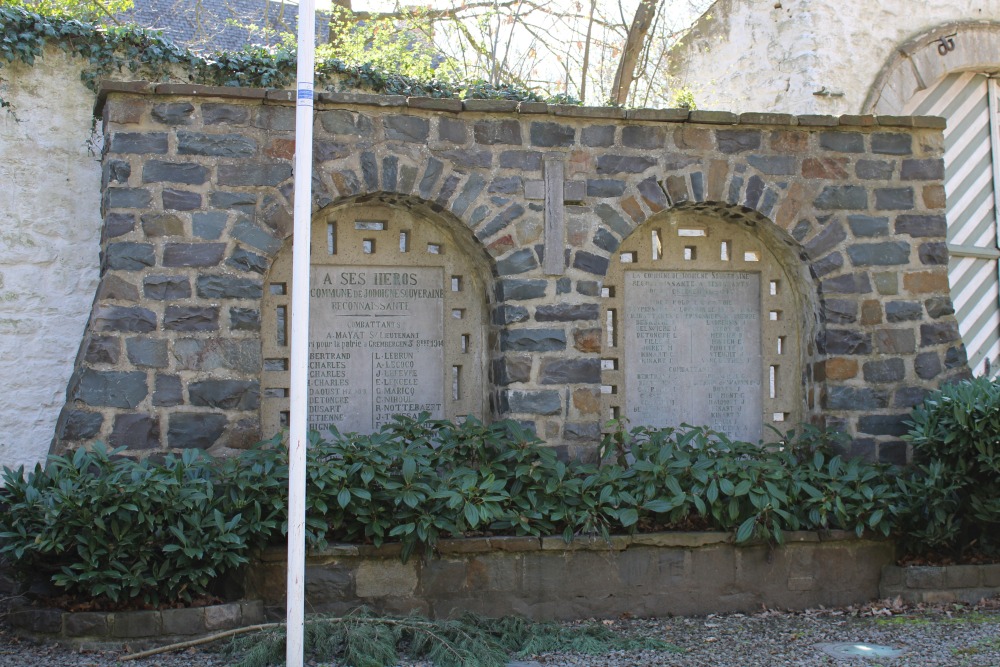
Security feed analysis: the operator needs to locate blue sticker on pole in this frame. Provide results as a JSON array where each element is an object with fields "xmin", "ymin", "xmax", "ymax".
[{"xmin": 297, "ymin": 86, "xmax": 314, "ymax": 106}]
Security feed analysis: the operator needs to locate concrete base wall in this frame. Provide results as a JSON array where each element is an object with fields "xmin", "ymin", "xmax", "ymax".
[
  {"xmin": 246, "ymin": 531, "xmax": 895, "ymax": 620},
  {"xmin": 881, "ymin": 564, "xmax": 1000, "ymax": 605}
]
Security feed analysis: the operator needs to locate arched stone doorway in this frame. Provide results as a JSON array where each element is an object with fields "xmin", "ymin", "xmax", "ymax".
[{"xmin": 261, "ymin": 200, "xmax": 493, "ymax": 437}]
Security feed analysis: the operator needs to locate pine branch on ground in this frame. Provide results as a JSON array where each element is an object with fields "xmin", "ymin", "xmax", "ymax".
[{"xmin": 222, "ymin": 608, "xmax": 681, "ymax": 667}]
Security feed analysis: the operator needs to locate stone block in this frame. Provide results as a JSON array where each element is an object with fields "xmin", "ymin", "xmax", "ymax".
[
  {"xmin": 499, "ymin": 279, "xmax": 546, "ymax": 301},
  {"xmin": 173, "ymin": 338, "xmax": 262, "ymax": 373},
  {"xmin": 918, "ymin": 242, "xmax": 948, "ymax": 266},
  {"xmin": 60, "ymin": 410, "xmax": 104, "ymax": 440},
  {"xmin": 163, "ymin": 306, "xmax": 219, "ymax": 331},
  {"xmin": 384, "ymin": 115, "xmax": 429, "ymax": 142},
  {"xmin": 875, "ymin": 328, "xmax": 916, "ymax": 354},
  {"xmin": 581, "ymin": 125, "xmax": 615, "ymax": 147},
  {"xmin": 230, "ymin": 307, "xmax": 261, "ymax": 331},
  {"xmin": 903, "ymin": 270, "xmax": 949, "ymax": 294},
  {"xmin": 862, "ymin": 358, "xmax": 905, "ymax": 383},
  {"xmin": 900, "ymin": 159, "xmax": 944, "ymax": 180},
  {"xmin": 65, "ymin": 612, "xmax": 110, "ymax": 637},
  {"xmin": 356, "ymin": 560, "xmax": 417, "ymax": 597},
  {"xmin": 596, "ymin": 155, "xmax": 656, "ymax": 174},
  {"xmin": 819, "ymin": 131, "xmax": 864, "ymax": 153},
  {"xmin": 228, "ymin": 248, "xmax": 268, "ymax": 274},
  {"xmin": 858, "ymin": 414, "xmax": 910, "ymax": 437},
  {"xmin": 11, "ymin": 608, "xmax": 63, "ymax": 634},
  {"xmin": 189, "ymin": 380, "xmax": 260, "ymax": 410},
  {"xmin": 747, "ymin": 155, "xmax": 796, "ymax": 175},
  {"xmin": 538, "ymin": 358, "xmax": 600, "ymax": 384},
  {"xmin": 716, "ymin": 129, "xmax": 761, "ymax": 153},
  {"xmin": 824, "ymin": 358, "xmax": 858, "ymax": 380},
  {"xmin": 586, "ymin": 179, "xmax": 627, "ymax": 197},
  {"xmin": 501, "ymin": 329, "xmax": 566, "ymax": 352},
  {"xmin": 914, "ymin": 351, "xmax": 942, "ymax": 380},
  {"xmin": 920, "ymin": 322, "xmax": 960, "ymax": 347},
  {"xmin": 112, "ymin": 610, "xmax": 160, "ymax": 638},
  {"xmin": 196, "ymin": 275, "xmax": 264, "ymax": 299},
  {"xmin": 218, "ymin": 163, "xmax": 292, "ymax": 187},
  {"xmin": 572, "ymin": 327, "xmax": 601, "ymax": 353},
  {"xmin": 822, "ymin": 299, "xmax": 857, "ymax": 324},
  {"xmin": 871, "ymin": 133, "xmax": 912, "ymax": 155},
  {"xmin": 142, "ymin": 160, "xmax": 208, "ymax": 185},
  {"xmin": 153, "ymin": 374, "xmax": 184, "ymax": 407},
  {"xmin": 203, "ymin": 103, "xmax": 250, "ymax": 125},
  {"xmin": 874, "ymin": 187, "xmax": 914, "ymax": 210},
  {"xmin": 981, "ymin": 564, "xmax": 1000, "ymax": 587},
  {"xmin": 97, "ymin": 276, "xmax": 141, "ymax": 302},
  {"xmin": 535, "ymin": 303, "xmax": 599, "ymax": 321},
  {"xmin": 141, "ymin": 213, "xmax": 185, "ymax": 237},
  {"xmin": 318, "ymin": 110, "xmax": 374, "ymax": 136},
  {"xmin": 209, "ymin": 191, "xmax": 256, "ymax": 214},
  {"xmin": 162, "ymin": 189, "xmax": 202, "ymax": 211},
  {"xmin": 814, "ymin": 185, "xmax": 867, "ymax": 210},
  {"xmin": 177, "ymin": 131, "xmax": 256, "ymax": 157},
  {"xmin": 804, "ymin": 223, "xmax": 847, "ymax": 259},
  {"xmin": 820, "ymin": 329, "xmax": 871, "ymax": 355},
  {"xmin": 85, "ymin": 336, "xmax": 120, "ymax": 364},
  {"xmin": 621, "ymin": 125, "xmax": 665, "ymax": 149},
  {"xmin": 111, "ymin": 132, "xmax": 168, "ymax": 154},
  {"xmin": 499, "ymin": 150, "xmax": 542, "ymax": 171},
  {"xmin": 572, "ymin": 251, "xmax": 609, "ymax": 276},
  {"xmin": 143, "ymin": 275, "xmax": 191, "ymax": 300},
  {"xmin": 162, "ymin": 243, "xmax": 226, "ymax": 267},
  {"xmin": 905, "ymin": 566, "xmax": 944, "ymax": 589},
  {"xmin": 507, "ymin": 390, "xmax": 562, "ymax": 415},
  {"xmin": 204, "ymin": 603, "xmax": 242, "ymax": 631},
  {"xmin": 496, "ymin": 248, "xmax": 538, "ymax": 275},
  {"xmin": 821, "ymin": 273, "xmax": 872, "ymax": 295},
  {"xmin": 825, "ymin": 386, "xmax": 887, "ymax": 410},
  {"xmin": 103, "ymin": 159, "xmax": 131, "ymax": 186},
  {"xmin": 94, "ymin": 306, "xmax": 156, "ymax": 333},
  {"xmin": 109, "ymin": 413, "xmax": 160, "ymax": 449},
  {"xmin": 855, "ymin": 159, "xmax": 895, "ymax": 180},
  {"xmin": 564, "ymin": 421, "xmax": 600, "ymax": 441},
  {"xmin": 104, "ymin": 187, "xmax": 152, "ymax": 209},
  {"xmin": 232, "ymin": 218, "xmax": 282, "ymax": 255},
  {"xmin": 161, "ymin": 608, "xmax": 206, "ymax": 635},
  {"xmin": 167, "ymin": 412, "xmax": 228, "ymax": 448},
  {"xmin": 105, "ymin": 212, "xmax": 135, "ymax": 238},
  {"xmin": 72, "ymin": 370, "xmax": 148, "ymax": 409},
  {"xmin": 896, "ymin": 214, "xmax": 946, "ymax": 237},
  {"xmin": 885, "ymin": 300, "xmax": 923, "ymax": 322},
  {"xmin": 595, "ymin": 203, "xmax": 631, "ymax": 237},
  {"xmin": 475, "ymin": 203, "xmax": 524, "ymax": 239},
  {"xmin": 126, "ymin": 337, "xmax": 168, "ymax": 368},
  {"xmin": 473, "ymin": 120, "xmax": 522, "ymax": 145},
  {"xmin": 529, "ymin": 122, "xmax": 575, "ymax": 147},
  {"xmin": 492, "ymin": 305, "xmax": 529, "ymax": 326}
]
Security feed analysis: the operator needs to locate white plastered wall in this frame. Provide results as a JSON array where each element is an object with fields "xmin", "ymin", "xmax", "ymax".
[
  {"xmin": 669, "ymin": 0, "xmax": 1000, "ymax": 115},
  {"xmin": 0, "ymin": 49, "xmax": 102, "ymax": 472}
]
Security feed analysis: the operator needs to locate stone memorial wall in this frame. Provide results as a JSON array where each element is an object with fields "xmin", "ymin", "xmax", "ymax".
[{"xmin": 51, "ymin": 81, "xmax": 967, "ymax": 463}]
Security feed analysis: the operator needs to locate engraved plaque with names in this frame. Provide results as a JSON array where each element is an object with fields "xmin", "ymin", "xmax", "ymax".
[
  {"xmin": 624, "ymin": 270, "xmax": 762, "ymax": 441},
  {"xmin": 308, "ymin": 266, "xmax": 445, "ymax": 434}
]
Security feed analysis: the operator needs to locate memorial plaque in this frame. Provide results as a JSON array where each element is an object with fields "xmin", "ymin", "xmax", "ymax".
[
  {"xmin": 308, "ymin": 266, "xmax": 445, "ymax": 434},
  {"xmin": 624, "ymin": 270, "xmax": 762, "ymax": 441}
]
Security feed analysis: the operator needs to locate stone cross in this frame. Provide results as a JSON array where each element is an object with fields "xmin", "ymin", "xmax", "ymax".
[{"xmin": 524, "ymin": 157, "xmax": 585, "ymax": 275}]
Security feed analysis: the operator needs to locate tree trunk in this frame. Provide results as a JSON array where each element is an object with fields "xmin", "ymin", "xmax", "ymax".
[{"xmin": 610, "ymin": 0, "xmax": 657, "ymax": 106}]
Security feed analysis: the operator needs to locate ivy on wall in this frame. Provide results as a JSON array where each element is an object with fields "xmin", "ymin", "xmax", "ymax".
[{"xmin": 0, "ymin": 7, "xmax": 561, "ymax": 103}]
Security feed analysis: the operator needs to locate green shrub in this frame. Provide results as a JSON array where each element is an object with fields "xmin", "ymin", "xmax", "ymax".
[
  {"xmin": 897, "ymin": 376, "xmax": 1000, "ymax": 558},
  {"xmin": 0, "ymin": 444, "xmax": 283, "ymax": 605},
  {"xmin": 0, "ymin": 415, "xmax": 899, "ymax": 605}
]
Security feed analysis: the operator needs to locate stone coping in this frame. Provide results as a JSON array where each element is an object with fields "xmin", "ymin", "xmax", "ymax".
[
  {"xmin": 95, "ymin": 80, "xmax": 946, "ymax": 129},
  {"xmin": 8, "ymin": 599, "xmax": 264, "ymax": 648},
  {"xmin": 258, "ymin": 529, "xmax": 867, "ymax": 562},
  {"xmin": 881, "ymin": 563, "xmax": 1000, "ymax": 604}
]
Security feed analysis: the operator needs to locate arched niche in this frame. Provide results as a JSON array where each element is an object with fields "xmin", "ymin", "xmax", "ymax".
[
  {"xmin": 260, "ymin": 199, "xmax": 494, "ymax": 437},
  {"xmin": 601, "ymin": 206, "xmax": 817, "ymax": 441}
]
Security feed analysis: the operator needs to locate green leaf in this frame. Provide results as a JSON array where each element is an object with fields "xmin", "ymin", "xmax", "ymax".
[{"xmin": 735, "ymin": 516, "xmax": 756, "ymax": 543}]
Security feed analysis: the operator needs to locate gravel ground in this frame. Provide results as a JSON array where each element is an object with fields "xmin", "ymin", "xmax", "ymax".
[{"xmin": 0, "ymin": 598, "xmax": 998, "ymax": 667}]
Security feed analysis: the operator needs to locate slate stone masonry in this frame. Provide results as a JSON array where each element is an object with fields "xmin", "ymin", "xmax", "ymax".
[{"xmin": 53, "ymin": 81, "xmax": 967, "ymax": 462}]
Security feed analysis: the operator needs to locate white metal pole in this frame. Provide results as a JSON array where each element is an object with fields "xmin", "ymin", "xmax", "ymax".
[{"xmin": 287, "ymin": 0, "xmax": 315, "ymax": 664}]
